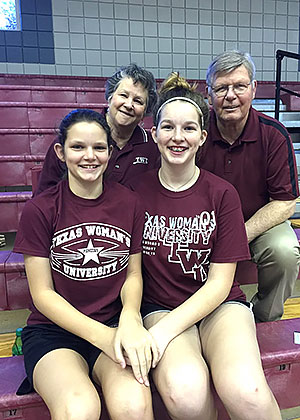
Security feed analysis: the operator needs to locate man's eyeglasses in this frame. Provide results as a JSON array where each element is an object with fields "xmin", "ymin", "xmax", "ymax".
[{"xmin": 211, "ymin": 82, "xmax": 252, "ymax": 98}]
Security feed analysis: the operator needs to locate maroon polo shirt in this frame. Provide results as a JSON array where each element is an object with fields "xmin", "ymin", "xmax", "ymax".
[
  {"xmin": 34, "ymin": 111, "xmax": 160, "ymax": 195},
  {"xmin": 105, "ymin": 125, "xmax": 160, "ymax": 185},
  {"xmin": 198, "ymin": 107, "xmax": 299, "ymax": 221}
]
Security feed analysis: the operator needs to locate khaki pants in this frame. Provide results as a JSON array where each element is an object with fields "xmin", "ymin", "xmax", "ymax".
[{"xmin": 249, "ymin": 221, "xmax": 300, "ymax": 322}]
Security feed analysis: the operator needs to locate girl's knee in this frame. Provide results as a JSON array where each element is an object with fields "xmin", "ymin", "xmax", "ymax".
[
  {"xmin": 107, "ymin": 386, "xmax": 153, "ymax": 420},
  {"xmin": 160, "ymin": 366, "xmax": 214, "ymax": 418},
  {"xmin": 51, "ymin": 390, "xmax": 101, "ymax": 420},
  {"xmin": 218, "ymin": 380, "xmax": 279, "ymax": 419}
]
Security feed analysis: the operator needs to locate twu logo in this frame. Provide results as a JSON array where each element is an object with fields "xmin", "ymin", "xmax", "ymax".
[
  {"xmin": 168, "ymin": 243, "xmax": 210, "ymax": 282},
  {"xmin": 133, "ymin": 156, "xmax": 149, "ymax": 165}
]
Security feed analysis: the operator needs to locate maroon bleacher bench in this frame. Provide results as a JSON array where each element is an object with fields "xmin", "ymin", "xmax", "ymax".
[
  {"xmin": 0, "ymin": 73, "xmax": 108, "ymax": 87},
  {"xmin": 0, "ymin": 85, "xmax": 106, "ymax": 104},
  {"xmin": 1, "ymin": 319, "xmax": 300, "ymax": 420},
  {"xmin": 0, "ymin": 356, "xmax": 173, "ymax": 420},
  {"xmin": 0, "ymin": 194, "xmax": 31, "ymax": 233},
  {"xmin": 0, "ymin": 155, "xmax": 41, "ymax": 232},
  {"xmin": 1, "ymin": 252, "xmax": 300, "ymax": 418},
  {"xmin": 0, "ymin": 102, "xmax": 108, "ymax": 130}
]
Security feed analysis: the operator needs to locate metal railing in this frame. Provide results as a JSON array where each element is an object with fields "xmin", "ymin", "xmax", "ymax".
[{"xmin": 275, "ymin": 49, "xmax": 300, "ymax": 121}]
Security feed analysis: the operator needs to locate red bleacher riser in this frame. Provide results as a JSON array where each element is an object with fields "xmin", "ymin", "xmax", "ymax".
[
  {"xmin": 0, "ymin": 74, "xmax": 108, "ymax": 87},
  {"xmin": 0, "ymin": 103, "xmax": 29, "ymax": 129},
  {"xmin": 0, "ymin": 130, "xmax": 31, "ymax": 155},
  {"xmin": 76, "ymin": 88, "xmax": 106, "ymax": 104},
  {"xmin": 5, "ymin": 252, "xmax": 30, "ymax": 311},
  {"xmin": 27, "ymin": 102, "xmax": 106, "ymax": 129},
  {"xmin": 0, "ymin": 195, "xmax": 30, "ymax": 233},
  {"xmin": 257, "ymin": 318, "xmax": 300, "ymax": 410},
  {"xmin": 281, "ymin": 92, "xmax": 300, "ymax": 111},
  {"xmin": 0, "ymin": 156, "xmax": 44, "ymax": 187},
  {"xmin": 0, "ymin": 129, "xmax": 56, "ymax": 156},
  {"xmin": 0, "ymin": 250, "xmax": 10, "ymax": 310},
  {"xmin": 29, "ymin": 129, "xmax": 56, "ymax": 155},
  {"xmin": 0, "ymin": 85, "xmax": 107, "ymax": 104},
  {"xmin": 0, "ymin": 86, "xmax": 32, "ymax": 102},
  {"xmin": 31, "ymin": 87, "xmax": 76, "ymax": 103}
]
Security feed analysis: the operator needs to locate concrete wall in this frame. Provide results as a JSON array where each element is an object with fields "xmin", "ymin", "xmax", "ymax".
[{"xmin": 0, "ymin": 0, "xmax": 299, "ymax": 81}]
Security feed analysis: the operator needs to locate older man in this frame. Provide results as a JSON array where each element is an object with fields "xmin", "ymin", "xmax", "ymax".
[{"xmin": 199, "ymin": 50, "xmax": 300, "ymax": 322}]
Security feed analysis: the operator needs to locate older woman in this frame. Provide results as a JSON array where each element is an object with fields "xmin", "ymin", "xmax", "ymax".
[{"xmin": 35, "ymin": 64, "xmax": 160, "ymax": 194}]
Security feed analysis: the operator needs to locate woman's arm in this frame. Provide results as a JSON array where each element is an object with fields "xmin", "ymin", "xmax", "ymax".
[
  {"xmin": 148, "ymin": 262, "xmax": 236, "ymax": 359},
  {"xmin": 114, "ymin": 253, "xmax": 159, "ymax": 386},
  {"xmin": 24, "ymin": 255, "xmax": 118, "ymax": 362}
]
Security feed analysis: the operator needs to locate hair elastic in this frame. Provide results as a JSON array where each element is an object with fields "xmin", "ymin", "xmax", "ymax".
[{"xmin": 156, "ymin": 96, "xmax": 204, "ymax": 128}]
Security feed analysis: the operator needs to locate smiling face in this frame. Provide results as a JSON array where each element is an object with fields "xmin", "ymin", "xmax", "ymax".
[
  {"xmin": 207, "ymin": 65, "xmax": 257, "ymax": 128},
  {"xmin": 55, "ymin": 121, "xmax": 111, "ymax": 197},
  {"xmin": 107, "ymin": 77, "xmax": 148, "ymax": 129},
  {"xmin": 151, "ymin": 100, "xmax": 207, "ymax": 168}
]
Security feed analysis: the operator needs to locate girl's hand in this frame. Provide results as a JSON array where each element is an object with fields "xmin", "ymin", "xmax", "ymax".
[
  {"xmin": 148, "ymin": 323, "xmax": 173, "ymax": 362},
  {"xmin": 96, "ymin": 326, "xmax": 121, "ymax": 364},
  {"xmin": 114, "ymin": 321, "xmax": 159, "ymax": 386}
]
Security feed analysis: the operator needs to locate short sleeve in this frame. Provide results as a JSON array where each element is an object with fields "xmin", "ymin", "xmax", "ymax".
[
  {"xmin": 266, "ymin": 128, "xmax": 299, "ymax": 201},
  {"xmin": 211, "ymin": 185, "xmax": 250, "ymax": 263},
  {"xmin": 13, "ymin": 200, "xmax": 53, "ymax": 257}
]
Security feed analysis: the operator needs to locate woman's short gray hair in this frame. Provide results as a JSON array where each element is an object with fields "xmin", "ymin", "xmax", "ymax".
[
  {"xmin": 105, "ymin": 63, "xmax": 157, "ymax": 114},
  {"xmin": 206, "ymin": 50, "xmax": 256, "ymax": 87}
]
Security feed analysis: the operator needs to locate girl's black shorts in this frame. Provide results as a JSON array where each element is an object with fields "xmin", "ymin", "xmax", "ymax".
[
  {"xmin": 141, "ymin": 299, "xmax": 253, "ymax": 327},
  {"xmin": 17, "ymin": 313, "xmax": 119, "ymax": 395}
]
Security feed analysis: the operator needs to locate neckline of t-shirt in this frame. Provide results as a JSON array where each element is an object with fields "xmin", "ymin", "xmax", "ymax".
[
  {"xmin": 156, "ymin": 168, "xmax": 204, "ymax": 198},
  {"xmin": 65, "ymin": 181, "xmax": 107, "ymax": 207}
]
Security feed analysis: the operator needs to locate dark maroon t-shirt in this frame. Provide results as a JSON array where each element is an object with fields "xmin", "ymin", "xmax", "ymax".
[
  {"xmin": 35, "ymin": 120, "xmax": 160, "ymax": 195},
  {"xmin": 14, "ymin": 180, "xmax": 144, "ymax": 325},
  {"xmin": 199, "ymin": 107, "xmax": 299, "ymax": 221},
  {"xmin": 132, "ymin": 169, "xmax": 250, "ymax": 309}
]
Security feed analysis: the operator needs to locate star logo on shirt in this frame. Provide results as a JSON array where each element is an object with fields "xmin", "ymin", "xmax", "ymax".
[{"xmin": 78, "ymin": 239, "xmax": 104, "ymax": 265}]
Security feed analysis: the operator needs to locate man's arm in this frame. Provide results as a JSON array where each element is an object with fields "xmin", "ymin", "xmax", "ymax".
[{"xmin": 245, "ymin": 199, "xmax": 296, "ymax": 243}]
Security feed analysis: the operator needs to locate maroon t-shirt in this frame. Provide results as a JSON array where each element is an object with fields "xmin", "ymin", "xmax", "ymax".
[
  {"xmin": 132, "ymin": 169, "xmax": 250, "ymax": 310},
  {"xmin": 35, "ymin": 118, "xmax": 160, "ymax": 195},
  {"xmin": 199, "ymin": 107, "xmax": 299, "ymax": 221},
  {"xmin": 14, "ymin": 180, "xmax": 144, "ymax": 325}
]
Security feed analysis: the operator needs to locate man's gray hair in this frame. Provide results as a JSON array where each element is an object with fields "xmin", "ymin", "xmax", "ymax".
[{"xmin": 206, "ymin": 50, "xmax": 256, "ymax": 87}]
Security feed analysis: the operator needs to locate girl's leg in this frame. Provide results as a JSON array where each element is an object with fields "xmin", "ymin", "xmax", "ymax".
[
  {"xmin": 93, "ymin": 352, "xmax": 154, "ymax": 420},
  {"xmin": 33, "ymin": 348, "xmax": 101, "ymax": 420},
  {"xmin": 144, "ymin": 312, "xmax": 217, "ymax": 420},
  {"xmin": 200, "ymin": 303, "xmax": 281, "ymax": 420}
]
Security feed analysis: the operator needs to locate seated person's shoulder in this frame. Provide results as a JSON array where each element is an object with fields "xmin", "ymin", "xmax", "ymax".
[
  {"xmin": 201, "ymin": 169, "xmax": 240, "ymax": 195},
  {"xmin": 127, "ymin": 168, "xmax": 157, "ymax": 192}
]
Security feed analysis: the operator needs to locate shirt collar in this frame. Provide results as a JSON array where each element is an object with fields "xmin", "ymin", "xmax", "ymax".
[
  {"xmin": 209, "ymin": 107, "xmax": 258, "ymax": 145},
  {"xmin": 103, "ymin": 107, "xmax": 148, "ymax": 147}
]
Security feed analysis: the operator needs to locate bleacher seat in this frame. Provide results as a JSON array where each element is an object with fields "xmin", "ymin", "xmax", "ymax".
[
  {"xmin": 1, "ymin": 318, "xmax": 300, "ymax": 420},
  {"xmin": 1, "ymin": 75, "xmax": 300, "ymax": 419},
  {"xmin": 0, "ymin": 85, "xmax": 107, "ymax": 104},
  {"xmin": 0, "ymin": 195, "xmax": 29, "ymax": 233}
]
